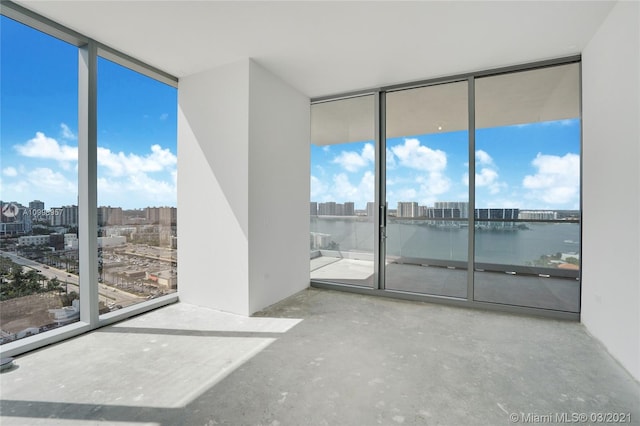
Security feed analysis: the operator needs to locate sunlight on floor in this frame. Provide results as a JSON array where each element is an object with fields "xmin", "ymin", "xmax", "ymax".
[{"xmin": 0, "ymin": 303, "xmax": 302, "ymax": 425}]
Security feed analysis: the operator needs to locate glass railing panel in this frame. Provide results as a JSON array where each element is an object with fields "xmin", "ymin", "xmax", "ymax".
[{"xmin": 473, "ymin": 220, "xmax": 580, "ymax": 312}]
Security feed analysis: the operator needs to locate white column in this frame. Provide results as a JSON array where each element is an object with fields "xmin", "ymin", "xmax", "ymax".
[
  {"xmin": 178, "ymin": 59, "xmax": 310, "ymax": 316},
  {"xmin": 248, "ymin": 60, "xmax": 310, "ymax": 313}
]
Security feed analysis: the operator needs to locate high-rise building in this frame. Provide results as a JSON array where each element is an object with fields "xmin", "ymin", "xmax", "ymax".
[
  {"xmin": 435, "ymin": 201, "xmax": 469, "ymax": 219},
  {"xmin": 310, "ymin": 202, "xmax": 318, "ymax": 216},
  {"xmin": 519, "ymin": 210, "xmax": 557, "ymax": 220},
  {"xmin": 473, "ymin": 208, "xmax": 520, "ymax": 229},
  {"xmin": 48, "ymin": 205, "xmax": 77, "ymax": 227},
  {"xmin": 61, "ymin": 205, "xmax": 79, "ymax": 226},
  {"xmin": 98, "ymin": 206, "xmax": 123, "ymax": 226},
  {"xmin": 28, "ymin": 200, "xmax": 46, "ymax": 222},
  {"xmin": 397, "ymin": 202, "xmax": 419, "ymax": 218},
  {"xmin": 318, "ymin": 202, "xmax": 336, "ymax": 216},
  {"xmin": 159, "ymin": 207, "xmax": 177, "ymax": 226},
  {"xmin": 426, "ymin": 207, "xmax": 461, "ymax": 219},
  {"xmin": 366, "ymin": 202, "xmax": 375, "ymax": 218},
  {"xmin": 474, "ymin": 208, "xmax": 519, "ymax": 220},
  {"xmin": 343, "ymin": 202, "xmax": 355, "ymax": 216},
  {"xmin": 145, "ymin": 207, "xmax": 161, "ymax": 223},
  {"xmin": 49, "ymin": 207, "xmax": 63, "ymax": 227}
]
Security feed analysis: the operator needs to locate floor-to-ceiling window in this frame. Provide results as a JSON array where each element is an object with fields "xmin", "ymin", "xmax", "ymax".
[
  {"xmin": 310, "ymin": 59, "xmax": 581, "ymax": 317},
  {"xmin": 310, "ymin": 95, "xmax": 376, "ymax": 287},
  {"xmin": 1, "ymin": 15, "xmax": 80, "ymax": 343},
  {"xmin": 97, "ymin": 57, "xmax": 177, "ymax": 313},
  {"xmin": 385, "ymin": 81, "xmax": 469, "ymax": 298},
  {"xmin": 0, "ymin": 4, "xmax": 178, "ymax": 352},
  {"xmin": 473, "ymin": 63, "xmax": 581, "ymax": 312}
]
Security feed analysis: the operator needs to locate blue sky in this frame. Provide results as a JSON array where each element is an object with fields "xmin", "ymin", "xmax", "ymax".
[
  {"xmin": 1, "ymin": 16, "xmax": 580, "ymax": 214},
  {"xmin": 311, "ymin": 119, "xmax": 581, "ymax": 211},
  {"xmin": 1, "ymin": 16, "xmax": 177, "ymax": 210}
]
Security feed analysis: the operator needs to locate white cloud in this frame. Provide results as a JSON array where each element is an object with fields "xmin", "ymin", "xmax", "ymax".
[
  {"xmin": 464, "ymin": 168, "xmax": 506, "ymax": 194},
  {"xmin": 171, "ymin": 169, "xmax": 177, "ymax": 186},
  {"xmin": 332, "ymin": 143, "xmax": 375, "ymax": 172},
  {"xmin": 96, "ymin": 145, "xmax": 177, "ymax": 206},
  {"xmin": 310, "ymin": 175, "xmax": 328, "ymax": 200},
  {"xmin": 15, "ymin": 132, "xmax": 77, "ymax": 164},
  {"xmin": 160, "ymin": 113, "xmax": 169, "ymax": 121},
  {"xmin": 97, "ymin": 171, "xmax": 176, "ymax": 207},
  {"xmin": 394, "ymin": 188, "xmax": 417, "ymax": 200},
  {"xmin": 128, "ymin": 173, "xmax": 175, "ymax": 199},
  {"xmin": 386, "ymin": 148, "xmax": 397, "ymax": 170},
  {"xmin": 26, "ymin": 168, "xmax": 77, "ymax": 195},
  {"xmin": 461, "ymin": 150, "xmax": 505, "ymax": 195},
  {"xmin": 385, "ymin": 139, "xmax": 450, "ymax": 206},
  {"xmin": 98, "ymin": 144, "xmax": 177, "ymax": 177},
  {"xmin": 362, "ymin": 143, "xmax": 375, "ymax": 162},
  {"xmin": 310, "ymin": 171, "xmax": 374, "ymax": 207},
  {"xmin": 332, "ymin": 171, "xmax": 375, "ymax": 204},
  {"xmin": 2, "ymin": 167, "xmax": 18, "ymax": 177},
  {"xmin": 60, "ymin": 123, "xmax": 76, "ymax": 140},
  {"xmin": 475, "ymin": 168, "xmax": 498, "ymax": 187},
  {"xmin": 391, "ymin": 138, "xmax": 447, "ymax": 172},
  {"xmin": 475, "ymin": 150, "xmax": 494, "ymax": 167},
  {"xmin": 416, "ymin": 172, "xmax": 451, "ymax": 198},
  {"xmin": 0, "ymin": 176, "xmax": 29, "ymax": 199},
  {"xmin": 11, "ymin": 131, "xmax": 177, "ymax": 207},
  {"xmin": 522, "ymin": 153, "xmax": 580, "ymax": 205}
]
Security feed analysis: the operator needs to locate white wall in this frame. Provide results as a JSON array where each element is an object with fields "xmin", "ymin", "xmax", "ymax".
[
  {"xmin": 582, "ymin": 1, "xmax": 640, "ymax": 380},
  {"xmin": 248, "ymin": 61, "xmax": 310, "ymax": 314},
  {"xmin": 178, "ymin": 60, "xmax": 251, "ymax": 315},
  {"xmin": 178, "ymin": 59, "xmax": 310, "ymax": 316}
]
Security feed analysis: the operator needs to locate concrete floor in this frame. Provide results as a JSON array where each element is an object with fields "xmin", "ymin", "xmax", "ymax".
[
  {"xmin": 1, "ymin": 288, "xmax": 638, "ymax": 425},
  {"xmin": 311, "ymin": 257, "xmax": 580, "ymax": 312}
]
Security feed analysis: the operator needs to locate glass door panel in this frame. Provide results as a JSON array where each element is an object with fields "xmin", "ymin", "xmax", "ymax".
[
  {"xmin": 473, "ymin": 63, "xmax": 581, "ymax": 312},
  {"xmin": 310, "ymin": 95, "xmax": 376, "ymax": 287},
  {"xmin": 384, "ymin": 82, "xmax": 469, "ymax": 297}
]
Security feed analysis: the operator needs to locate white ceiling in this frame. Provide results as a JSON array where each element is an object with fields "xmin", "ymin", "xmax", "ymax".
[{"xmin": 16, "ymin": 0, "xmax": 615, "ymax": 99}]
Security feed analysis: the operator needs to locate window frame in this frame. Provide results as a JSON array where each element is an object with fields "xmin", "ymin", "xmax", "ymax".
[
  {"xmin": 0, "ymin": 1, "xmax": 179, "ymax": 358},
  {"xmin": 310, "ymin": 56, "xmax": 582, "ymax": 321}
]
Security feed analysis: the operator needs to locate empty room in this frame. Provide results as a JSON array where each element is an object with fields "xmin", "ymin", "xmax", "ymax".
[{"xmin": 1, "ymin": 1, "xmax": 639, "ymax": 425}]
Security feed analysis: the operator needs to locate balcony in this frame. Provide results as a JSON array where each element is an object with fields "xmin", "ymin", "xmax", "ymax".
[
  {"xmin": 1, "ymin": 287, "xmax": 638, "ymax": 425},
  {"xmin": 311, "ymin": 218, "xmax": 581, "ymax": 314}
]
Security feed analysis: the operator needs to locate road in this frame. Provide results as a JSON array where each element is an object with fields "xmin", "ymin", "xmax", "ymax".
[{"xmin": 1, "ymin": 250, "xmax": 143, "ymax": 307}]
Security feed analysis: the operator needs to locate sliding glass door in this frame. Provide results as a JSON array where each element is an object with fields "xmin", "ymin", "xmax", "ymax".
[
  {"xmin": 309, "ymin": 59, "xmax": 581, "ymax": 315},
  {"xmin": 473, "ymin": 64, "xmax": 581, "ymax": 312},
  {"xmin": 310, "ymin": 95, "xmax": 376, "ymax": 287},
  {"xmin": 384, "ymin": 81, "xmax": 469, "ymax": 298}
]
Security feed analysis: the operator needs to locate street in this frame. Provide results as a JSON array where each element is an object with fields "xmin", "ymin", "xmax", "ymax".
[{"xmin": 1, "ymin": 250, "xmax": 143, "ymax": 307}]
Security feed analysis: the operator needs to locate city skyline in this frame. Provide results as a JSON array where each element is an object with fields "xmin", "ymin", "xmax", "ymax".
[{"xmin": 0, "ymin": 16, "xmax": 178, "ymax": 210}]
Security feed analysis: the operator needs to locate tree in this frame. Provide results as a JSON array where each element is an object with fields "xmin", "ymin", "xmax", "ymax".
[
  {"xmin": 47, "ymin": 277, "xmax": 63, "ymax": 292},
  {"xmin": 59, "ymin": 291, "xmax": 79, "ymax": 307}
]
